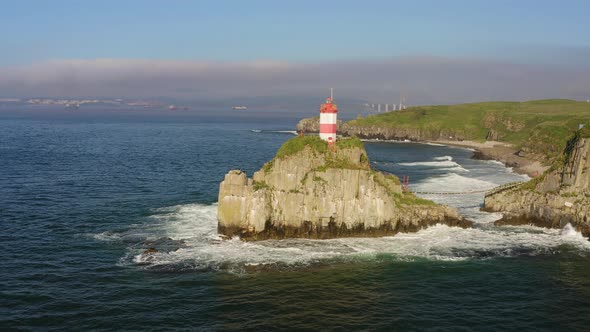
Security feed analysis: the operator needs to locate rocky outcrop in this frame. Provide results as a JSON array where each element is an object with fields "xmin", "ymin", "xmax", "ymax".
[
  {"xmin": 218, "ymin": 136, "xmax": 470, "ymax": 240},
  {"xmin": 484, "ymin": 133, "xmax": 590, "ymax": 236},
  {"xmin": 295, "ymin": 116, "xmax": 343, "ymax": 133}
]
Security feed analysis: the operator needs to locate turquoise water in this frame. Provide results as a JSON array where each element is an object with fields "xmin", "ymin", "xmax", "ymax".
[{"xmin": 2, "ymin": 112, "xmax": 590, "ymax": 331}]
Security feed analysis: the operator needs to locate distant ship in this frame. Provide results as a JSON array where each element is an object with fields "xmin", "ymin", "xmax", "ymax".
[
  {"xmin": 168, "ymin": 105, "xmax": 189, "ymax": 111},
  {"xmin": 232, "ymin": 106, "xmax": 247, "ymax": 110}
]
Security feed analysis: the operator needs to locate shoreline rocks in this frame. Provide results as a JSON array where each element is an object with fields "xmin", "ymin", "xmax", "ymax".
[{"xmin": 484, "ymin": 134, "xmax": 590, "ymax": 237}]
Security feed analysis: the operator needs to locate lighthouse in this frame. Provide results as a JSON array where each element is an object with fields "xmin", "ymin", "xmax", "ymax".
[{"xmin": 319, "ymin": 88, "xmax": 338, "ymax": 145}]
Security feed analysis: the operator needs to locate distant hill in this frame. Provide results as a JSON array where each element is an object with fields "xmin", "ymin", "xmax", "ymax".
[{"xmin": 343, "ymin": 99, "xmax": 590, "ymax": 162}]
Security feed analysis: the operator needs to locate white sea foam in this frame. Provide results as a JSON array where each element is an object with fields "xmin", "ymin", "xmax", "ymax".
[
  {"xmin": 484, "ymin": 159, "xmax": 505, "ymax": 166},
  {"xmin": 433, "ymin": 155, "xmax": 453, "ymax": 161},
  {"xmin": 100, "ymin": 203, "xmax": 590, "ymax": 273},
  {"xmin": 412, "ymin": 173, "xmax": 496, "ymax": 193},
  {"xmin": 399, "ymin": 161, "xmax": 469, "ymax": 172},
  {"xmin": 361, "ymin": 139, "xmax": 410, "ymax": 143},
  {"xmin": 399, "ymin": 156, "xmax": 469, "ymax": 172},
  {"xmin": 93, "ymin": 231, "xmax": 122, "ymax": 242},
  {"xmin": 399, "ymin": 160, "xmax": 457, "ymax": 167},
  {"xmin": 252, "ymin": 129, "xmax": 298, "ymax": 135},
  {"xmin": 269, "ymin": 130, "xmax": 298, "ymax": 135},
  {"xmin": 560, "ymin": 223, "xmax": 582, "ymax": 238}
]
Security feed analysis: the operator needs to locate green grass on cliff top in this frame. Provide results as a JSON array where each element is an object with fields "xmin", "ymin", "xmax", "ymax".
[
  {"xmin": 275, "ymin": 135, "xmax": 363, "ymax": 160},
  {"xmin": 263, "ymin": 136, "xmax": 365, "ymax": 172},
  {"xmin": 347, "ymin": 99, "xmax": 590, "ymax": 161}
]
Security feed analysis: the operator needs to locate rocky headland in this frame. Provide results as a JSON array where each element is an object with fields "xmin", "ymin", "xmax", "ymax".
[
  {"xmin": 484, "ymin": 129, "xmax": 590, "ymax": 236},
  {"xmin": 217, "ymin": 136, "xmax": 470, "ymax": 240}
]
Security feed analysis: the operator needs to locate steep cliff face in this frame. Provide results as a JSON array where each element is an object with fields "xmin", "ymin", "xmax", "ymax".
[
  {"xmin": 561, "ymin": 135, "xmax": 590, "ymax": 193},
  {"xmin": 484, "ymin": 133, "xmax": 590, "ymax": 236},
  {"xmin": 218, "ymin": 136, "xmax": 470, "ymax": 240}
]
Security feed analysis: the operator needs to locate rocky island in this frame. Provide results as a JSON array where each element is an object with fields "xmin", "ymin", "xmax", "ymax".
[
  {"xmin": 217, "ymin": 136, "xmax": 470, "ymax": 240},
  {"xmin": 484, "ymin": 128, "xmax": 590, "ymax": 236}
]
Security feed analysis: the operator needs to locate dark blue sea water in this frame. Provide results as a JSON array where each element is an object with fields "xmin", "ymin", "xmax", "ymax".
[{"xmin": 2, "ymin": 111, "xmax": 590, "ymax": 331}]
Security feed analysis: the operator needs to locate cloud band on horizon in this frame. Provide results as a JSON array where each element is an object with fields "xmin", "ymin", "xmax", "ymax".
[{"xmin": 1, "ymin": 56, "xmax": 589, "ymax": 105}]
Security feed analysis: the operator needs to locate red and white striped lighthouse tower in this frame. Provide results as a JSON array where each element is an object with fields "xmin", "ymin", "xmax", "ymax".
[{"xmin": 319, "ymin": 88, "xmax": 338, "ymax": 145}]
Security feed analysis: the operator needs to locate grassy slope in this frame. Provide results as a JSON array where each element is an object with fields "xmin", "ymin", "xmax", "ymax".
[
  {"xmin": 347, "ymin": 99, "xmax": 590, "ymax": 162},
  {"xmin": 263, "ymin": 136, "xmax": 365, "ymax": 172},
  {"xmin": 274, "ymin": 135, "xmax": 363, "ymax": 159}
]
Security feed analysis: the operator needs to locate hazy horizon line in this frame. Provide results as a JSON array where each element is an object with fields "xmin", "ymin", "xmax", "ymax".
[{"xmin": 1, "ymin": 55, "xmax": 589, "ymax": 105}]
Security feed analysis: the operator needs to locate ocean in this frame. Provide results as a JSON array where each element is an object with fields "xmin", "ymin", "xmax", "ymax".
[{"xmin": 2, "ymin": 110, "xmax": 590, "ymax": 331}]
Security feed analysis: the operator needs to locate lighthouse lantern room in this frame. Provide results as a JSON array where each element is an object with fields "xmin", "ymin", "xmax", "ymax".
[{"xmin": 319, "ymin": 88, "xmax": 338, "ymax": 145}]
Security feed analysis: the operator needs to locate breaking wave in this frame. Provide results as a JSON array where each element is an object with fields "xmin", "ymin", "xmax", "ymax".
[
  {"xmin": 399, "ymin": 156, "xmax": 469, "ymax": 172},
  {"xmin": 412, "ymin": 173, "xmax": 496, "ymax": 193},
  {"xmin": 94, "ymin": 203, "xmax": 590, "ymax": 274},
  {"xmin": 251, "ymin": 129, "xmax": 298, "ymax": 135},
  {"xmin": 433, "ymin": 155, "xmax": 453, "ymax": 161}
]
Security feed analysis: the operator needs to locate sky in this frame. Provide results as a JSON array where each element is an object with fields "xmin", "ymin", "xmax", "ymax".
[{"xmin": 1, "ymin": 0, "xmax": 590, "ymax": 104}]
